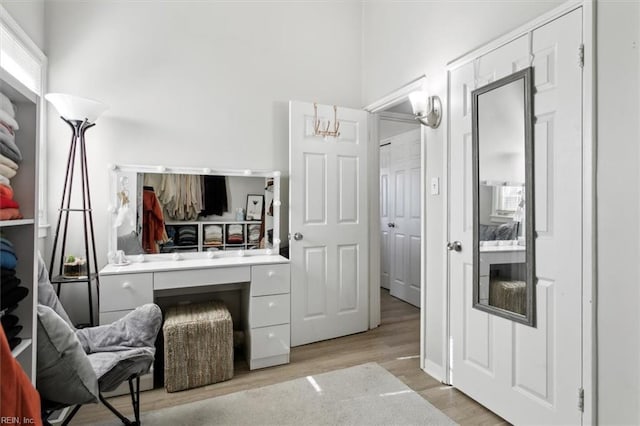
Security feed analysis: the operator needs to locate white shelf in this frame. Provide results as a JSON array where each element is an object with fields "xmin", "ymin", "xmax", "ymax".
[
  {"xmin": 11, "ymin": 338, "xmax": 32, "ymax": 358},
  {"xmin": 0, "ymin": 218, "xmax": 35, "ymax": 228}
]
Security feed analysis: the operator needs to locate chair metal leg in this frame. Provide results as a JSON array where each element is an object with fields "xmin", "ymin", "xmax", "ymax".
[
  {"xmin": 128, "ymin": 375, "xmax": 141, "ymax": 425},
  {"xmin": 60, "ymin": 405, "xmax": 82, "ymax": 426},
  {"xmin": 99, "ymin": 393, "xmax": 134, "ymax": 425},
  {"xmin": 98, "ymin": 375, "xmax": 142, "ymax": 425}
]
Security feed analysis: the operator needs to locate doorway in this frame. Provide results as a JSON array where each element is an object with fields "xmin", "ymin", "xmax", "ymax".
[{"xmin": 378, "ymin": 109, "xmax": 421, "ymax": 307}]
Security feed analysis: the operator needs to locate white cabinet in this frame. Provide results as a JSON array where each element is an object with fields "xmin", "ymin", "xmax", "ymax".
[
  {"xmin": 0, "ymin": 68, "xmax": 40, "ymax": 383},
  {"xmin": 99, "ymin": 256, "xmax": 291, "ymax": 374},
  {"xmin": 244, "ymin": 264, "xmax": 290, "ymax": 370}
]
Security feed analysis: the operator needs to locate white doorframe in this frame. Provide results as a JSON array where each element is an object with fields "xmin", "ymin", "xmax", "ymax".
[
  {"xmin": 445, "ymin": 1, "xmax": 595, "ymax": 422},
  {"xmin": 364, "ymin": 75, "xmax": 427, "ymax": 367}
]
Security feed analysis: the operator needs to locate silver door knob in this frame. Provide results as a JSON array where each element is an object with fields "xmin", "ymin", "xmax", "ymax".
[
  {"xmin": 387, "ymin": 222, "xmax": 396, "ymax": 228},
  {"xmin": 447, "ymin": 241, "xmax": 462, "ymax": 252},
  {"xmin": 293, "ymin": 232, "xmax": 304, "ymax": 241}
]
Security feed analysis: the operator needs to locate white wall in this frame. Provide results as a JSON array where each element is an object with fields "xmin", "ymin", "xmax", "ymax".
[
  {"xmin": 596, "ymin": 1, "xmax": 640, "ymax": 423},
  {"xmin": 362, "ymin": 0, "xmax": 563, "ymax": 381},
  {"xmin": 2, "ymin": 0, "xmax": 45, "ymax": 50},
  {"xmin": 44, "ymin": 1, "xmax": 362, "ymax": 323}
]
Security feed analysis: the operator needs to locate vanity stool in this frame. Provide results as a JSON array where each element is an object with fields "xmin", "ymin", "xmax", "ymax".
[
  {"xmin": 489, "ymin": 279, "xmax": 526, "ymax": 315},
  {"xmin": 163, "ymin": 300, "xmax": 234, "ymax": 392}
]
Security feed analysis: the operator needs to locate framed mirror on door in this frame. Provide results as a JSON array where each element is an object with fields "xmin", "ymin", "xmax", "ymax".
[{"xmin": 471, "ymin": 66, "xmax": 535, "ymax": 326}]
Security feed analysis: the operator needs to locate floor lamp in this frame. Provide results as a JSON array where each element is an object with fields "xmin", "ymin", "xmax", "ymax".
[{"xmin": 45, "ymin": 93, "xmax": 108, "ymax": 327}]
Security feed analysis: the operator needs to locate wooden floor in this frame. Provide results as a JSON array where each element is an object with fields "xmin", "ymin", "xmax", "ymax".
[{"xmin": 73, "ymin": 289, "xmax": 508, "ymax": 425}]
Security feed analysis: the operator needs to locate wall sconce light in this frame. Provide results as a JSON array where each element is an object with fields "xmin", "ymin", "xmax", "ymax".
[{"xmin": 409, "ymin": 91, "xmax": 442, "ymax": 129}]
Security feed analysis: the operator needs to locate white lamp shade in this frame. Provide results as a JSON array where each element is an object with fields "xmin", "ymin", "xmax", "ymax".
[
  {"xmin": 408, "ymin": 91, "xmax": 428, "ymax": 116},
  {"xmin": 45, "ymin": 93, "xmax": 108, "ymax": 123}
]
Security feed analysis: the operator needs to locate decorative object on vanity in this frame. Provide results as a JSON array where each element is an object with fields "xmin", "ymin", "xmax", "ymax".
[
  {"xmin": 313, "ymin": 102, "xmax": 340, "ymax": 138},
  {"xmin": 45, "ymin": 93, "xmax": 108, "ymax": 327},
  {"xmin": 471, "ymin": 67, "xmax": 535, "ymax": 326},
  {"xmin": 245, "ymin": 194, "xmax": 264, "ymax": 220},
  {"xmin": 409, "ymin": 90, "xmax": 442, "ymax": 129},
  {"xmin": 107, "ymin": 165, "xmax": 282, "ymax": 258}
]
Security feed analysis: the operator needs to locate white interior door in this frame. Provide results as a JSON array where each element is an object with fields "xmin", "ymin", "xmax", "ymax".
[
  {"xmin": 388, "ymin": 129, "xmax": 421, "ymax": 307},
  {"xmin": 448, "ymin": 9, "xmax": 583, "ymax": 425},
  {"xmin": 379, "ymin": 142, "xmax": 391, "ymax": 290},
  {"xmin": 289, "ymin": 101, "xmax": 369, "ymax": 347}
]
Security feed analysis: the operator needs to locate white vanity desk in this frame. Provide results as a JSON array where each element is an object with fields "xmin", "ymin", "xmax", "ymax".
[{"xmin": 98, "ymin": 254, "xmax": 291, "ymax": 370}]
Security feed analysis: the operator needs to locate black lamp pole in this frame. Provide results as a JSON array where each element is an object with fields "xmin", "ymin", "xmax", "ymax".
[{"xmin": 49, "ymin": 117, "xmax": 100, "ymax": 327}]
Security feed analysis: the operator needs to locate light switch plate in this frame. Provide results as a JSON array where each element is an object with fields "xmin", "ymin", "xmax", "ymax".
[{"xmin": 430, "ymin": 177, "xmax": 440, "ymax": 195}]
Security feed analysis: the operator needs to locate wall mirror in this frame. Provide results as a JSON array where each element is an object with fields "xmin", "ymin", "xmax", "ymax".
[
  {"xmin": 107, "ymin": 165, "xmax": 281, "ymax": 261},
  {"xmin": 472, "ymin": 67, "xmax": 535, "ymax": 326}
]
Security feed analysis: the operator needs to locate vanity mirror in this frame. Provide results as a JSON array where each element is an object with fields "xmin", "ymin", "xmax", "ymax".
[
  {"xmin": 472, "ymin": 67, "xmax": 535, "ymax": 326},
  {"xmin": 107, "ymin": 165, "xmax": 281, "ymax": 260}
]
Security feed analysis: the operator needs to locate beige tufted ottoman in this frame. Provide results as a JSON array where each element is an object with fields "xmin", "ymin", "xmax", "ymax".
[{"xmin": 163, "ymin": 300, "xmax": 234, "ymax": 392}]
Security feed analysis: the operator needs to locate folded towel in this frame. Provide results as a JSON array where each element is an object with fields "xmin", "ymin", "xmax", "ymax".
[
  {"xmin": 1, "ymin": 276, "xmax": 21, "ymax": 295},
  {"xmin": 1, "ymin": 267, "xmax": 16, "ymax": 280},
  {"xmin": 0, "ymin": 111, "xmax": 18, "ymax": 132},
  {"xmin": 0, "ymin": 184, "xmax": 13, "ymax": 199},
  {"xmin": 0, "ymin": 132, "xmax": 21, "ymax": 163},
  {"xmin": 0, "ymin": 208, "xmax": 22, "ymax": 220},
  {"xmin": 0, "ymin": 286, "xmax": 27, "ymax": 309},
  {"xmin": 0, "ymin": 175, "xmax": 10, "ymax": 187},
  {"xmin": 0, "ymin": 249, "xmax": 17, "ymax": 269},
  {"xmin": 0, "ymin": 163, "xmax": 16, "ymax": 179},
  {"xmin": 0, "ymin": 195, "xmax": 19, "ymax": 209},
  {"xmin": 1, "ymin": 314, "xmax": 18, "ymax": 331},
  {"xmin": 0, "ymin": 92, "xmax": 15, "ymax": 118},
  {"xmin": 0, "ymin": 153, "xmax": 18, "ymax": 170}
]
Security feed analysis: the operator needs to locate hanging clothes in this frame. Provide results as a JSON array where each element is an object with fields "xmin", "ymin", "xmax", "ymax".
[
  {"xmin": 142, "ymin": 187, "xmax": 168, "ymax": 254},
  {"xmin": 201, "ymin": 175, "xmax": 228, "ymax": 216}
]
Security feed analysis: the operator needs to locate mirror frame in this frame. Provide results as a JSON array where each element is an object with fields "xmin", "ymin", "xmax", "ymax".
[
  {"xmin": 471, "ymin": 67, "xmax": 536, "ymax": 327},
  {"xmin": 107, "ymin": 164, "xmax": 282, "ymax": 260}
]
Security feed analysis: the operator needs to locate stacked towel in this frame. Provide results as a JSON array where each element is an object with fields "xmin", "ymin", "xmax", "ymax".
[
  {"xmin": 0, "ymin": 237, "xmax": 28, "ymax": 350},
  {"xmin": 226, "ymin": 224, "xmax": 243, "ymax": 244},
  {"xmin": 247, "ymin": 224, "xmax": 260, "ymax": 244},
  {"xmin": 0, "ymin": 92, "xmax": 22, "ymax": 221},
  {"xmin": 203, "ymin": 224, "xmax": 223, "ymax": 247},
  {"xmin": 175, "ymin": 226, "xmax": 197, "ymax": 246}
]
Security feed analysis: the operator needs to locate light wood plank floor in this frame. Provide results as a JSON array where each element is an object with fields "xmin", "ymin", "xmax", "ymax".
[{"xmin": 73, "ymin": 289, "xmax": 508, "ymax": 425}]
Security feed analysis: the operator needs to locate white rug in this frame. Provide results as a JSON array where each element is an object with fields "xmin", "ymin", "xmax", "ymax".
[{"xmin": 101, "ymin": 363, "xmax": 457, "ymax": 425}]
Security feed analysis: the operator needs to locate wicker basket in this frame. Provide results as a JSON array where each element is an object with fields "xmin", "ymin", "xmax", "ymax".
[{"xmin": 163, "ymin": 300, "xmax": 234, "ymax": 392}]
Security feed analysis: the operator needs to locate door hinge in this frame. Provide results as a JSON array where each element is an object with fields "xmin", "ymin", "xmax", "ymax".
[
  {"xmin": 578, "ymin": 44, "xmax": 584, "ymax": 68},
  {"xmin": 578, "ymin": 387, "xmax": 584, "ymax": 412}
]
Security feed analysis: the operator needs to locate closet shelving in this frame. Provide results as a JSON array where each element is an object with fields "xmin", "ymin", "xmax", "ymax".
[
  {"xmin": 0, "ymin": 67, "xmax": 40, "ymax": 383},
  {"xmin": 161, "ymin": 220, "xmax": 262, "ymax": 253}
]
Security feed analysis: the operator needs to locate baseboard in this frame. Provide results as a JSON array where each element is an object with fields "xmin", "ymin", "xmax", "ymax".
[{"xmin": 249, "ymin": 353, "xmax": 289, "ymax": 370}]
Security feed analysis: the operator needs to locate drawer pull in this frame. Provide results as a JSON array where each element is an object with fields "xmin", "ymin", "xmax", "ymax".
[
  {"xmin": 268, "ymin": 302, "xmax": 275, "ymax": 308},
  {"xmin": 268, "ymin": 332, "xmax": 275, "ymax": 339},
  {"xmin": 267, "ymin": 271, "xmax": 275, "ymax": 278},
  {"xmin": 122, "ymin": 282, "xmax": 131, "ymax": 289}
]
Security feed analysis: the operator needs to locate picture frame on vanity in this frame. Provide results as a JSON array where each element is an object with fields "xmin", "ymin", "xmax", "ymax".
[{"xmin": 246, "ymin": 194, "xmax": 264, "ymax": 220}]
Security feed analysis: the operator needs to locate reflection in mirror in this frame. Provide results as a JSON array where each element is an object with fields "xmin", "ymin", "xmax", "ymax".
[
  {"xmin": 472, "ymin": 67, "xmax": 535, "ymax": 326},
  {"xmin": 108, "ymin": 166, "xmax": 280, "ymax": 260}
]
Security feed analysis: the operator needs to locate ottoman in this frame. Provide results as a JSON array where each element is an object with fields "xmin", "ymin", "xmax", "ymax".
[{"xmin": 163, "ymin": 300, "xmax": 234, "ymax": 392}]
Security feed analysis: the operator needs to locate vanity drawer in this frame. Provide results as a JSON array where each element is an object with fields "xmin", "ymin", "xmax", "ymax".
[
  {"xmin": 100, "ymin": 273, "xmax": 153, "ymax": 312},
  {"xmin": 249, "ymin": 294, "xmax": 290, "ymax": 328},
  {"xmin": 249, "ymin": 324, "xmax": 290, "ymax": 360},
  {"xmin": 251, "ymin": 264, "xmax": 290, "ymax": 296},
  {"xmin": 154, "ymin": 266, "xmax": 250, "ymax": 290}
]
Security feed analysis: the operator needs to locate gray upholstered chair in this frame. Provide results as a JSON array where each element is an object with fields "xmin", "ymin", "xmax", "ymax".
[{"xmin": 36, "ymin": 254, "xmax": 162, "ymax": 425}]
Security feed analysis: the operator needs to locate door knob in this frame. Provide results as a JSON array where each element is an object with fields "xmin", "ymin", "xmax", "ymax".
[
  {"xmin": 447, "ymin": 241, "xmax": 462, "ymax": 252},
  {"xmin": 293, "ymin": 232, "xmax": 304, "ymax": 241},
  {"xmin": 387, "ymin": 222, "xmax": 396, "ymax": 228}
]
